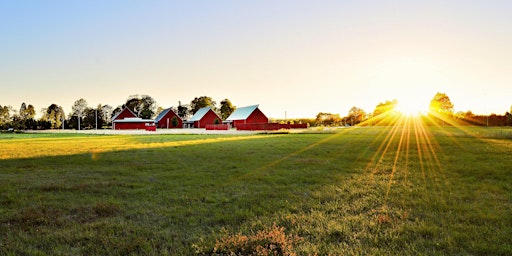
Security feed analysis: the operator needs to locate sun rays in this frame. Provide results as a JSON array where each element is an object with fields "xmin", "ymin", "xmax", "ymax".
[
  {"xmin": 363, "ymin": 112, "xmax": 446, "ymax": 211},
  {"xmin": 362, "ymin": 105, "xmax": 512, "ymax": 215}
]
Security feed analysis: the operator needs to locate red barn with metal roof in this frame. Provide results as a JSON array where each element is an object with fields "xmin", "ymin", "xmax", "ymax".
[
  {"xmin": 154, "ymin": 108, "xmax": 183, "ymax": 128},
  {"xmin": 225, "ymin": 105, "xmax": 268, "ymax": 128},
  {"xmin": 187, "ymin": 107, "xmax": 221, "ymax": 128},
  {"xmin": 112, "ymin": 107, "xmax": 155, "ymax": 130}
]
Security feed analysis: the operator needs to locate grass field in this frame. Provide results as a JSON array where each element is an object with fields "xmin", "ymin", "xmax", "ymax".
[{"xmin": 1, "ymin": 126, "xmax": 511, "ymax": 255}]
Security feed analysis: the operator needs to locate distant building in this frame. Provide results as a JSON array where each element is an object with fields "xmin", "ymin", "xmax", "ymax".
[
  {"xmin": 154, "ymin": 108, "xmax": 183, "ymax": 129},
  {"xmin": 185, "ymin": 107, "xmax": 221, "ymax": 128},
  {"xmin": 225, "ymin": 105, "xmax": 268, "ymax": 128},
  {"xmin": 112, "ymin": 107, "xmax": 154, "ymax": 130}
]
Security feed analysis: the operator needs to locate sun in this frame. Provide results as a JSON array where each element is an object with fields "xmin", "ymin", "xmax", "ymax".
[{"xmin": 396, "ymin": 97, "xmax": 428, "ymax": 117}]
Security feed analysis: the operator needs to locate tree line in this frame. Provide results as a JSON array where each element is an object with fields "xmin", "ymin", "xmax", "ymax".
[
  {"xmin": 313, "ymin": 92, "xmax": 512, "ymax": 127},
  {"xmin": 1, "ymin": 92, "xmax": 511, "ymax": 131},
  {"xmin": 0, "ymin": 95, "xmax": 236, "ymax": 130}
]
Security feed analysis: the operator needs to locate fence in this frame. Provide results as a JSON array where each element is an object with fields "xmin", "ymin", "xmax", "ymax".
[
  {"xmin": 236, "ymin": 123, "xmax": 308, "ymax": 131},
  {"xmin": 205, "ymin": 124, "xmax": 229, "ymax": 130}
]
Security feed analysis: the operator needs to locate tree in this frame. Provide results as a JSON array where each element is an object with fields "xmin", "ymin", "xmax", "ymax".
[
  {"xmin": 372, "ymin": 99, "xmax": 398, "ymax": 117},
  {"xmin": 19, "ymin": 103, "xmax": 27, "ymax": 119},
  {"xmin": 506, "ymin": 112, "xmax": 512, "ymax": 126},
  {"xmin": 171, "ymin": 116, "xmax": 179, "ymax": 128},
  {"xmin": 219, "ymin": 99, "xmax": 236, "ymax": 120},
  {"xmin": 101, "ymin": 105, "xmax": 113, "ymax": 127},
  {"xmin": 25, "ymin": 104, "xmax": 36, "ymax": 120},
  {"xmin": 124, "ymin": 95, "xmax": 156, "ymax": 119},
  {"xmin": 10, "ymin": 103, "xmax": 36, "ymax": 130},
  {"xmin": 177, "ymin": 101, "xmax": 189, "ymax": 119},
  {"xmin": 42, "ymin": 104, "xmax": 65, "ymax": 129},
  {"xmin": 190, "ymin": 96, "xmax": 216, "ymax": 115},
  {"xmin": 82, "ymin": 107, "xmax": 102, "ymax": 129},
  {"xmin": 125, "ymin": 96, "xmax": 141, "ymax": 115},
  {"xmin": 139, "ymin": 95, "xmax": 156, "ymax": 119},
  {"xmin": 429, "ymin": 92, "xmax": 454, "ymax": 115},
  {"xmin": 315, "ymin": 112, "xmax": 341, "ymax": 126},
  {"xmin": 71, "ymin": 98, "xmax": 88, "ymax": 116},
  {"xmin": 346, "ymin": 106, "xmax": 367, "ymax": 126},
  {"xmin": 112, "ymin": 106, "xmax": 123, "ymax": 120},
  {"xmin": 428, "ymin": 92, "xmax": 454, "ymax": 126},
  {"xmin": 71, "ymin": 98, "xmax": 88, "ymax": 130},
  {"xmin": 24, "ymin": 117, "xmax": 38, "ymax": 130},
  {"xmin": 37, "ymin": 119, "xmax": 52, "ymax": 130},
  {"xmin": 0, "ymin": 105, "xmax": 11, "ymax": 129}
]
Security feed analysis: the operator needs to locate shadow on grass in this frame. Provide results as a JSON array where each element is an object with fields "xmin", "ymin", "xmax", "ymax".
[
  {"xmin": 1, "ymin": 129, "xmax": 511, "ymax": 255},
  {"xmin": 0, "ymin": 133, "xmax": 366, "ymax": 255}
]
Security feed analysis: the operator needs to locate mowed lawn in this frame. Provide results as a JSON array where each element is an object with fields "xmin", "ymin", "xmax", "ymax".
[{"xmin": 0, "ymin": 126, "xmax": 511, "ymax": 255}]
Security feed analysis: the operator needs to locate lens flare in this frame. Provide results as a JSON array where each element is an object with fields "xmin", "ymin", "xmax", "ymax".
[{"xmin": 396, "ymin": 98, "xmax": 427, "ymax": 117}]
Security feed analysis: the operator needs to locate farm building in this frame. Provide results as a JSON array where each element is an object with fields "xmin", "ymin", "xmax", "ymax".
[
  {"xmin": 112, "ymin": 107, "xmax": 137, "ymax": 121},
  {"xmin": 112, "ymin": 107, "xmax": 155, "ymax": 130},
  {"xmin": 225, "ymin": 105, "xmax": 268, "ymax": 128},
  {"xmin": 113, "ymin": 117, "xmax": 155, "ymax": 130},
  {"xmin": 185, "ymin": 107, "xmax": 222, "ymax": 128},
  {"xmin": 154, "ymin": 108, "xmax": 183, "ymax": 128}
]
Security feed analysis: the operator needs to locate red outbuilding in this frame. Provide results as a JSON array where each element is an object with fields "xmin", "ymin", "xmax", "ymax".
[
  {"xmin": 154, "ymin": 108, "xmax": 183, "ymax": 128},
  {"xmin": 186, "ymin": 107, "xmax": 221, "ymax": 128},
  {"xmin": 225, "ymin": 105, "xmax": 268, "ymax": 128},
  {"xmin": 112, "ymin": 107, "xmax": 155, "ymax": 130}
]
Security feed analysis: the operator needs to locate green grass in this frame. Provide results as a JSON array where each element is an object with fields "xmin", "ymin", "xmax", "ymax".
[{"xmin": 1, "ymin": 126, "xmax": 511, "ymax": 255}]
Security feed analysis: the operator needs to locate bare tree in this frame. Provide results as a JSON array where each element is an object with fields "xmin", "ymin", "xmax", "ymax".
[{"xmin": 71, "ymin": 98, "xmax": 88, "ymax": 130}]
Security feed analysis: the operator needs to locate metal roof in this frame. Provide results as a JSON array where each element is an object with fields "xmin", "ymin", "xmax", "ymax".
[
  {"xmin": 188, "ymin": 107, "xmax": 212, "ymax": 122},
  {"xmin": 226, "ymin": 105, "xmax": 259, "ymax": 121},
  {"xmin": 154, "ymin": 108, "xmax": 178, "ymax": 122},
  {"xmin": 113, "ymin": 117, "xmax": 154, "ymax": 123}
]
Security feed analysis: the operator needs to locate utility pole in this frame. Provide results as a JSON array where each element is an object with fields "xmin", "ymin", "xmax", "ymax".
[{"xmin": 95, "ymin": 109, "xmax": 98, "ymax": 130}]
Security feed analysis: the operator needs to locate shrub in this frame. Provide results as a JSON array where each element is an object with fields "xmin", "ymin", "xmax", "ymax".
[
  {"xmin": 171, "ymin": 116, "xmax": 179, "ymax": 127},
  {"xmin": 211, "ymin": 223, "xmax": 302, "ymax": 256}
]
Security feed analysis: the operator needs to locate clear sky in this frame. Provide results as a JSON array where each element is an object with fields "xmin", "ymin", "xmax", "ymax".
[{"xmin": 1, "ymin": 1, "xmax": 511, "ymax": 118}]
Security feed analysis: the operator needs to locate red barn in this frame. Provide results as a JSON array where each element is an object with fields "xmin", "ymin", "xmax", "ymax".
[
  {"xmin": 225, "ymin": 105, "xmax": 268, "ymax": 128},
  {"xmin": 186, "ymin": 107, "xmax": 221, "ymax": 128},
  {"xmin": 154, "ymin": 108, "xmax": 183, "ymax": 128},
  {"xmin": 112, "ymin": 107, "xmax": 155, "ymax": 130}
]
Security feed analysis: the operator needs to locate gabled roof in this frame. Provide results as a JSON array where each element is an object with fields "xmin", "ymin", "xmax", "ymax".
[
  {"xmin": 188, "ymin": 107, "xmax": 213, "ymax": 122},
  {"xmin": 112, "ymin": 107, "xmax": 137, "ymax": 121},
  {"xmin": 226, "ymin": 105, "xmax": 259, "ymax": 121},
  {"xmin": 154, "ymin": 108, "xmax": 180, "ymax": 122}
]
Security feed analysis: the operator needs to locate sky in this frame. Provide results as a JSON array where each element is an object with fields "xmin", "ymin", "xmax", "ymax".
[{"xmin": 1, "ymin": 0, "xmax": 511, "ymax": 118}]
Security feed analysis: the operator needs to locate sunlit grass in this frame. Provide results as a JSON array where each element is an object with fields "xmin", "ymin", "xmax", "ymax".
[
  {"xmin": 1, "ymin": 128, "xmax": 511, "ymax": 255},
  {"xmin": 0, "ymin": 134, "xmax": 275, "ymax": 160}
]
